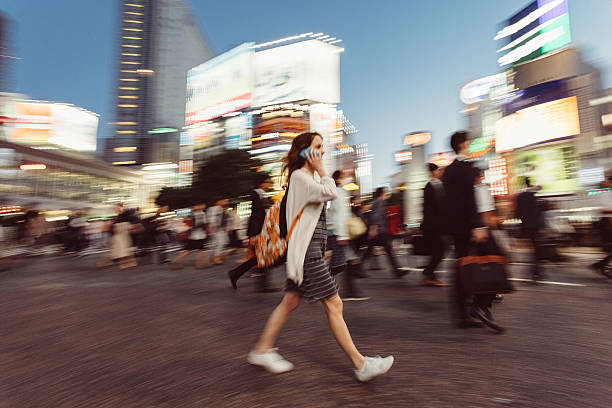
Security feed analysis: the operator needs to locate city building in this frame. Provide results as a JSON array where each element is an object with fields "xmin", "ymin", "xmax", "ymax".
[
  {"xmin": 183, "ymin": 33, "xmax": 345, "ymax": 189},
  {"xmin": 0, "ymin": 139, "xmax": 154, "ymax": 211},
  {"xmin": 0, "ymin": 12, "xmax": 14, "ymax": 92},
  {"xmin": 457, "ymin": 0, "xmax": 611, "ymax": 202},
  {"xmin": 105, "ymin": 0, "xmax": 213, "ymax": 167}
]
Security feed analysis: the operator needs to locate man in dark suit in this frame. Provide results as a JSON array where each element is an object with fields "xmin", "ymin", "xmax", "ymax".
[
  {"xmin": 228, "ymin": 173, "xmax": 277, "ymax": 292},
  {"xmin": 516, "ymin": 177, "xmax": 544, "ymax": 281},
  {"xmin": 442, "ymin": 131, "xmax": 498, "ymax": 330},
  {"xmin": 421, "ymin": 163, "xmax": 448, "ymax": 286}
]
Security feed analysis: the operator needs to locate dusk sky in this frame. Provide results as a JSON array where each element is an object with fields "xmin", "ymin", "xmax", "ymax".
[{"xmin": 3, "ymin": 0, "xmax": 611, "ymax": 186}]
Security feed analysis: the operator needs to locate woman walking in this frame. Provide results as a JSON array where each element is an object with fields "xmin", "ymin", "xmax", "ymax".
[{"xmin": 247, "ymin": 132, "xmax": 394, "ymax": 382}]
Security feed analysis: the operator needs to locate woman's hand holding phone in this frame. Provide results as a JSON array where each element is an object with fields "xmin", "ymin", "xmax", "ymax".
[{"xmin": 304, "ymin": 147, "xmax": 326, "ymax": 177}]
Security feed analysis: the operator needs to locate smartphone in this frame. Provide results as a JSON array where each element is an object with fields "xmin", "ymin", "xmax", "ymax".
[{"xmin": 300, "ymin": 147, "xmax": 319, "ymax": 159}]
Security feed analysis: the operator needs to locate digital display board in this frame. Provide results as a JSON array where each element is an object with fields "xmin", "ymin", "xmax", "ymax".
[
  {"xmin": 495, "ymin": 96, "xmax": 579, "ymax": 152},
  {"xmin": 186, "ymin": 43, "xmax": 254, "ymax": 125},
  {"xmin": 510, "ymin": 144, "xmax": 578, "ymax": 194},
  {"xmin": 495, "ymin": 0, "xmax": 571, "ymax": 67},
  {"xmin": 253, "ymin": 40, "xmax": 340, "ymax": 107},
  {"xmin": 9, "ymin": 102, "xmax": 98, "ymax": 151}
]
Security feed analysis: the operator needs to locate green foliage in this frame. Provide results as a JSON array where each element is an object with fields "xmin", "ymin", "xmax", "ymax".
[{"xmin": 154, "ymin": 150, "xmax": 265, "ymax": 209}]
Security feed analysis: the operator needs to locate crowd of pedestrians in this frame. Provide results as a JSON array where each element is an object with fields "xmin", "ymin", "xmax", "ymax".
[{"xmin": 2, "ymin": 130, "xmax": 612, "ymax": 382}]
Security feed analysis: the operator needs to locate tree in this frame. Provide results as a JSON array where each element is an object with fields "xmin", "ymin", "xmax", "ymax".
[
  {"xmin": 155, "ymin": 187, "xmax": 196, "ymax": 209},
  {"xmin": 192, "ymin": 150, "xmax": 264, "ymax": 205},
  {"xmin": 154, "ymin": 149, "xmax": 266, "ymax": 209}
]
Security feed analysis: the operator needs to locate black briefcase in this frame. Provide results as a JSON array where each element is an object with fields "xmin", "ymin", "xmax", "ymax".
[{"xmin": 458, "ymin": 239, "xmax": 515, "ymax": 295}]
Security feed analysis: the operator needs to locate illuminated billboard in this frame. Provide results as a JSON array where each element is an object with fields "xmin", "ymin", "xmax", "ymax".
[
  {"xmin": 253, "ymin": 40, "xmax": 340, "ymax": 107},
  {"xmin": 9, "ymin": 102, "xmax": 98, "ymax": 151},
  {"xmin": 510, "ymin": 144, "xmax": 578, "ymax": 194},
  {"xmin": 495, "ymin": 96, "xmax": 579, "ymax": 152},
  {"xmin": 495, "ymin": 0, "xmax": 571, "ymax": 67},
  {"xmin": 186, "ymin": 43, "xmax": 254, "ymax": 125}
]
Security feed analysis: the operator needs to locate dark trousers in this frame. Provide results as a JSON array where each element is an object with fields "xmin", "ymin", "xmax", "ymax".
[
  {"xmin": 423, "ymin": 233, "xmax": 446, "ymax": 280},
  {"xmin": 452, "ymin": 232, "xmax": 495, "ymax": 321},
  {"xmin": 361, "ymin": 232, "xmax": 401, "ymax": 275},
  {"xmin": 229, "ymin": 257, "xmax": 271, "ymax": 291},
  {"xmin": 522, "ymin": 228, "xmax": 542, "ymax": 277}
]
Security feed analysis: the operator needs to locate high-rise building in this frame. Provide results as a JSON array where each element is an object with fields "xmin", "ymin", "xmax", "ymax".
[
  {"xmin": 0, "ymin": 12, "xmax": 15, "ymax": 92},
  {"xmin": 105, "ymin": 0, "xmax": 212, "ymax": 166}
]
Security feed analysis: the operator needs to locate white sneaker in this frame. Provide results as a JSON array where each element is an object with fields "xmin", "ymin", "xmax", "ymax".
[
  {"xmin": 355, "ymin": 355, "xmax": 394, "ymax": 382},
  {"xmin": 247, "ymin": 348, "xmax": 294, "ymax": 374}
]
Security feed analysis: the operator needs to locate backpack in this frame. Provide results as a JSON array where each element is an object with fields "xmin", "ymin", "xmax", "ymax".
[{"xmin": 254, "ymin": 187, "xmax": 304, "ymax": 268}]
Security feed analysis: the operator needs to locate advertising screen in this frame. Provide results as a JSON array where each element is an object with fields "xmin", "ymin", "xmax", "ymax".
[
  {"xmin": 253, "ymin": 40, "xmax": 340, "ymax": 107},
  {"xmin": 510, "ymin": 144, "xmax": 578, "ymax": 194},
  {"xmin": 495, "ymin": 96, "xmax": 579, "ymax": 152},
  {"xmin": 186, "ymin": 43, "xmax": 254, "ymax": 125},
  {"xmin": 495, "ymin": 0, "xmax": 571, "ymax": 67},
  {"xmin": 9, "ymin": 102, "xmax": 98, "ymax": 151}
]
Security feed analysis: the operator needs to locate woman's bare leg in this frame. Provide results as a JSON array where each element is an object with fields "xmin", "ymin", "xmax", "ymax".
[
  {"xmin": 253, "ymin": 292, "xmax": 301, "ymax": 354},
  {"xmin": 322, "ymin": 294, "xmax": 365, "ymax": 370},
  {"xmin": 195, "ymin": 250, "xmax": 210, "ymax": 268},
  {"xmin": 172, "ymin": 250, "xmax": 191, "ymax": 268}
]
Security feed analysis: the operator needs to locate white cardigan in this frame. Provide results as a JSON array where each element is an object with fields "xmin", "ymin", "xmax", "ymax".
[{"xmin": 286, "ymin": 168, "xmax": 337, "ymax": 285}]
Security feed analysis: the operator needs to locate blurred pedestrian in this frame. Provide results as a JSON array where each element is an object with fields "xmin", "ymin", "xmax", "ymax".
[
  {"xmin": 152, "ymin": 206, "xmax": 171, "ymax": 264},
  {"xmin": 515, "ymin": 177, "xmax": 545, "ymax": 281},
  {"xmin": 421, "ymin": 163, "xmax": 448, "ymax": 287},
  {"xmin": 591, "ymin": 175, "xmax": 612, "ymax": 275},
  {"xmin": 442, "ymin": 131, "xmax": 496, "ymax": 329},
  {"xmin": 97, "ymin": 203, "xmax": 137, "ymax": 270},
  {"xmin": 361, "ymin": 187, "xmax": 409, "ymax": 278},
  {"xmin": 248, "ymin": 132, "xmax": 393, "ymax": 382},
  {"xmin": 328, "ymin": 170, "xmax": 369, "ymax": 300},
  {"xmin": 228, "ymin": 173, "xmax": 278, "ymax": 292},
  {"xmin": 208, "ymin": 199, "xmax": 228, "ymax": 265},
  {"xmin": 172, "ymin": 204, "xmax": 210, "ymax": 269}
]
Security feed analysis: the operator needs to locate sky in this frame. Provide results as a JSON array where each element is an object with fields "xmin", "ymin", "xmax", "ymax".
[{"xmin": 2, "ymin": 0, "xmax": 612, "ymax": 186}]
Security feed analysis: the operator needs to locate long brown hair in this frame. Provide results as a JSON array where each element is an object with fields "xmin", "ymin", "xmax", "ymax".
[{"xmin": 282, "ymin": 132, "xmax": 321, "ymax": 185}]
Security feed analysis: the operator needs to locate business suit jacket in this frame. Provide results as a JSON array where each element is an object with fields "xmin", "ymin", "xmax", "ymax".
[
  {"xmin": 442, "ymin": 159, "xmax": 483, "ymax": 234},
  {"xmin": 516, "ymin": 190, "xmax": 542, "ymax": 232},
  {"xmin": 421, "ymin": 180, "xmax": 446, "ymax": 235},
  {"xmin": 247, "ymin": 190, "xmax": 272, "ymax": 238}
]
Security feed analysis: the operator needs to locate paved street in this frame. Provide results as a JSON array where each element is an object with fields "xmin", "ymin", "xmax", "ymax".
[{"xmin": 1, "ymin": 250, "xmax": 611, "ymax": 407}]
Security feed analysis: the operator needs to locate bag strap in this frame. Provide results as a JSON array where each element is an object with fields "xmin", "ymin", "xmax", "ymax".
[{"xmin": 286, "ymin": 208, "xmax": 305, "ymax": 241}]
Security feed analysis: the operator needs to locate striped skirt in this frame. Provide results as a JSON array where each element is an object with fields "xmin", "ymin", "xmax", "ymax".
[{"xmin": 286, "ymin": 209, "xmax": 338, "ymax": 302}]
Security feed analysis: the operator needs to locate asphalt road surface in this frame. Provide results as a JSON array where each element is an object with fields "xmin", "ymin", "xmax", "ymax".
[{"xmin": 1, "ymin": 250, "xmax": 611, "ymax": 407}]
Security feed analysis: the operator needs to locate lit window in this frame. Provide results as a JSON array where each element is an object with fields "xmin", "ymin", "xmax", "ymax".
[
  {"xmin": 121, "ymin": 53, "xmax": 141, "ymax": 56},
  {"xmin": 122, "ymin": 36, "xmax": 142, "ymax": 40},
  {"xmin": 124, "ymin": 11, "xmax": 143, "ymax": 15},
  {"xmin": 122, "ymin": 44, "xmax": 142, "ymax": 48},
  {"xmin": 123, "ymin": 28, "xmax": 143, "ymax": 32},
  {"xmin": 119, "ymin": 78, "xmax": 139, "ymax": 82},
  {"xmin": 119, "ymin": 87, "xmax": 139, "ymax": 90},
  {"xmin": 116, "ymin": 131, "xmax": 137, "ymax": 134},
  {"xmin": 125, "ymin": 3, "xmax": 144, "ymax": 7},
  {"xmin": 114, "ymin": 146, "xmax": 138, "ymax": 152},
  {"xmin": 119, "ymin": 95, "xmax": 139, "ymax": 99},
  {"xmin": 118, "ymin": 104, "xmax": 138, "ymax": 107},
  {"xmin": 124, "ymin": 19, "xmax": 143, "ymax": 24},
  {"xmin": 116, "ymin": 122, "xmax": 137, "ymax": 125},
  {"xmin": 113, "ymin": 161, "xmax": 137, "ymax": 165},
  {"xmin": 120, "ymin": 70, "xmax": 138, "ymax": 73},
  {"xmin": 121, "ymin": 61, "xmax": 140, "ymax": 65}
]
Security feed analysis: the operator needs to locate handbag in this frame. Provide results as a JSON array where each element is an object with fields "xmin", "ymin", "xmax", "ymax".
[
  {"xmin": 347, "ymin": 214, "xmax": 367, "ymax": 240},
  {"xmin": 458, "ymin": 236, "xmax": 515, "ymax": 295}
]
